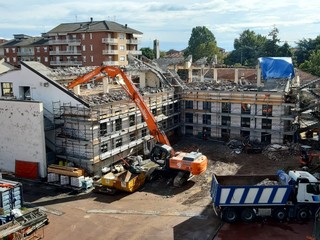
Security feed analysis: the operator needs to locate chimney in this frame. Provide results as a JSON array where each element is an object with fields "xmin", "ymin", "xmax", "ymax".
[
  {"xmin": 125, "ymin": 24, "xmax": 127, "ymax": 28},
  {"xmin": 90, "ymin": 17, "xmax": 93, "ymax": 23}
]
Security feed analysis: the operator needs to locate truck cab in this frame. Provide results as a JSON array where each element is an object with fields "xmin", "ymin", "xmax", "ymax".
[{"xmin": 289, "ymin": 170, "xmax": 320, "ymax": 203}]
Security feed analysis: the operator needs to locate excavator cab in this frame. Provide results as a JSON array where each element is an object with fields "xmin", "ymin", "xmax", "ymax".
[{"xmin": 150, "ymin": 143, "xmax": 172, "ymax": 170}]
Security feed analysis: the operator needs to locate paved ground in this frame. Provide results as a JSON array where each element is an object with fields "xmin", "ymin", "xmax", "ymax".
[{"xmin": 17, "ymin": 137, "xmax": 317, "ymax": 239}]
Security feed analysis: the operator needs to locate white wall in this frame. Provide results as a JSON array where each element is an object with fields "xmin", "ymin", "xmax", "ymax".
[{"xmin": 0, "ymin": 100, "xmax": 47, "ymax": 177}]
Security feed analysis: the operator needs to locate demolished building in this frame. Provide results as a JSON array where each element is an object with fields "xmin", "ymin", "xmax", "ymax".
[{"xmin": 0, "ymin": 55, "xmax": 311, "ymax": 176}]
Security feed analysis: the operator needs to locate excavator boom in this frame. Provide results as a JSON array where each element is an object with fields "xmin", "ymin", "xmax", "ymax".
[{"xmin": 67, "ymin": 66, "xmax": 171, "ymax": 146}]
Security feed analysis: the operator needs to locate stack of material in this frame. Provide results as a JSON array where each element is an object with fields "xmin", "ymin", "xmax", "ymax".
[
  {"xmin": 60, "ymin": 175, "xmax": 70, "ymax": 185},
  {"xmin": 47, "ymin": 173, "xmax": 59, "ymax": 183},
  {"xmin": 70, "ymin": 176, "xmax": 85, "ymax": 188},
  {"xmin": 0, "ymin": 179, "xmax": 23, "ymax": 216},
  {"xmin": 47, "ymin": 164, "xmax": 84, "ymax": 177}
]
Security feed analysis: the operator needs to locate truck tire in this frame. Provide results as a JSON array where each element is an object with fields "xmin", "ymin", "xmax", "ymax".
[
  {"xmin": 273, "ymin": 208, "xmax": 287, "ymax": 222},
  {"xmin": 241, "ymin": 208, "xmax": 256, "ymax": 222},
  {"xmin": 297, "ymin": 208, "xmax": 310, "ymax": 222},
  {"xmin": 222, "ymin": 208, "xmax": 238, "ymax": 223}
]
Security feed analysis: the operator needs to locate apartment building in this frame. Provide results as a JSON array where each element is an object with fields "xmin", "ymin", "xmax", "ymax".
[{"xmin": 0, "ymin": 19, "xmax": 142, "ymax": 68}]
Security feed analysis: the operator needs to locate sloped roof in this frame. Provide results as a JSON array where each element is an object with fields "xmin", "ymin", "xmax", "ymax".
[{"xmin": 47, "ymin": 20, "xmax": 143, "ymax": 35}]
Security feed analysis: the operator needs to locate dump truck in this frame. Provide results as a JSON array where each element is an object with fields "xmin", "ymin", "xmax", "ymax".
[{"xmin": 210, "ymin": 170, "xmax": 320, "ymax": 223}]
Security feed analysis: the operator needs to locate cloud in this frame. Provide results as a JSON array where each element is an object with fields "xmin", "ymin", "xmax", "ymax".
[{"xmin": 0, "ymin": 0, "xmax": 320, "ymax": 50}]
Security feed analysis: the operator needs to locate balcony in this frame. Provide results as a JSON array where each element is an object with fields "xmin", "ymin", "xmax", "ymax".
[
  {"xmin": 50, "ymin": 50, "xmax": 82, "ymax": 56},
  {"xmin": 50, "ymin": 61, "xmax": 82, "ymax": 66},
  {"xmin": 102, "ymin": 61, "xmax": 119, "ymax": 66},
  {"xmin": 126, "ymin": 39, "xmax": 138, "ymax": 44},
  {"xmin": 102, "ymin": 49, "xmax": 119, "ymax": 55},
  {"xmin": 102, "ymin": 38, "xmax": 118, "ymax": 44},
  {"xmin": 17, "ymin": 51, "xmax": 34, "ymax": 56},
  {"xmin": 128, "ymin": 50, "xmax": 142, "ymax": 55},
  {"xmin": 48, "ymin": 39, "xmax": 81, "ymax": 46}
]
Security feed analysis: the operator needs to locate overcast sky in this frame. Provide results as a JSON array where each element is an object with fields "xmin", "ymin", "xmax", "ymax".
[{"xmin": 1, "ymin": 0, "xmax": 319, "ymax": 51}]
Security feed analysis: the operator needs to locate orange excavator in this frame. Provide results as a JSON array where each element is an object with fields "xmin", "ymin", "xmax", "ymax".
[{"xmin": 67, "ymin": 66, "xmax": 208, "ymax": 186}]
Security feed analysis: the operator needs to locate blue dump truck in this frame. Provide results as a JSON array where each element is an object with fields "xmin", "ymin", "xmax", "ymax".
[{"xmin": 210, "ymin": 170, "xmax": 320, "ymax": 223}]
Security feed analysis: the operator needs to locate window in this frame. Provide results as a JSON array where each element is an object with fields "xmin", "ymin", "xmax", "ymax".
[
  {"xmin": 241, "ymin": 103, "xmax": 251, "ymax": 114},
  {"xmin": 82, "ymin": 34, "xmax": 85, "ymax": 40},
  {"xmin": 13, "ymin": 57, "xmax": 16, "ymax": 62},
  {"xmin": 307, "ymin": 184, "xmax": 320, "ymax": 195},
  {"xmin": 221, "ymin": 116, "xmax": 231, "ymax": 126},
  {"xmin": 82, "ymin": 45, "xmax": 86, "ymax": 51},
  {"xmin": 115, "ymin": 119, "xmax": 122, "ymax": 131},
  {"xmin": 241, "ymin": 117, "xmax": 251, "ymax": 128},
  {"xmin": 141, "ymin": 116, "xmax": 145, "ymax": 123},
  {"xmin": 120, "ymin": 56, "xmax": 126, "ymax": 62},
  {"xmin": 262, "ymin": 119, "xmax": 272, "ymax": 129},
  {"xmin": 119, "ymin": 45, "xmax": 125, "ymax": 51},
  {"xmin": 43, "ymin": 47, "xmax": 47, "ymax": 52},
  {"xmin": 185, "ymin": 100, "xmax": 193, "ymax": 109},
  {"xmin": 101, "ymin": 142, "xmax": 108, "ymax": 153},
  {"xmin": 90, "ymin": 56, "xmax": 94, "ymax": 62},
  {"xmin": 221, "ymin": 129, "xmax": 230, "ymax": 140},
  {"xmin": 185, "ymin": 113, "xmax": 193, "ymax": 123},
  {"xmin": 119, "ymin": 33, "xmax": 125, "ymax": 39},
  {"xmin": 45, "ymin": 57, "xmax": 48, "ymax": 62},
  {"xmin": 203, "ymin": 102, "xmax": 211, "ymax": 111},
  {"xmin": 152, "ymin": 109, "xmax": 157, "ymax": 116},
  {"xmin": 262, "ymin": 105, "xmax": 272, "ymax": 116},
  {"xmin": 115, "ymin": 138, "xmax": 122, "ymax": 148},
  {"xmin": 100, "ymin": 122, "xmax": 107, "ymax": 135},
  {"xmin": 203, "ymin": 114, "xmax": 211, "ymax": 125},
  {"xmin": 36, "ymin": 47, "xmax": 40, "ymax": 53},
  {"xmin": 129, "ymin": 115, "xmax": 135, "ymax": 126},
  {"xmin": 222, "ymin": 102, "xmax": 231, "ymax": 113},
  {"xmin": 142, "ymin": 129, "xmax": 147, "ymax": 137},
  {"xmin": 90, "ymin": 33, "xmax": 93, "ymax": 40},
  {"xmin": 5, "ymin": 48, "xmax": 9, "ymax": 53},
  {"xmin": 90, "ymin": 45, "xmax": 93, "ymax": 51},
  {"xmin": 83, "ymin": 56, "xmax": 86, "ymax": 62},
  {"xmin": 130, "ymin": 133, "xmax": 136, "ymax": 141},
  {"xmin": 12, "ymin": 48, "xmax": 15, "ymax": 53},
  {"xmin": 36, "ymin": 57, "xmax": 41, "ymax": 62},
  {"xmin": 1, "ymin": 82, "xmax": 13, "ymax": 96}
]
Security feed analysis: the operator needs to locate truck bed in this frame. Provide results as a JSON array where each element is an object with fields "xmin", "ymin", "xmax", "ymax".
[{"xmin": 211, "ymin": 174, "xmax": 292, "ymax": 207}]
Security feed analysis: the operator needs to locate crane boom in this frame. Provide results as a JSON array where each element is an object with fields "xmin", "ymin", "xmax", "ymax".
[{"xmin": 67, "ymin": 66, "xmax": 171, "ymax": 146}]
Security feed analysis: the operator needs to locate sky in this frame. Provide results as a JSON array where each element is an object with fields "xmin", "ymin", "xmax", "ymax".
[{"xmin": 0, "ymin": 0, "xmax": 320, "ymax": 52}]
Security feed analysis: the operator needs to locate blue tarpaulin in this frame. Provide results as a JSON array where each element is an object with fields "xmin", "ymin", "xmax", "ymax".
[{"xmin": 258, "ymin": 57, "xmax": 295, "ymax": 80}]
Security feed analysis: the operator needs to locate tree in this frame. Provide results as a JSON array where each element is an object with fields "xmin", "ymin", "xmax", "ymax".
[
  {"xmin": 140, "ymin": 47, "xmax": 155, "ymax": 59},
  {"xmin": 224, "ymin": 29, "xmax": 267, "ymax": 66},
  {"xmin": 294, "ymin": 35, "xmax": 320, "ymax": 66},
  {"xmin": 300, "ymin": 50, "xmax": 320, "ymax": 76},
  {"xmin": 184, "ymin": 26, "xmax": 221, "ymax": 63}
]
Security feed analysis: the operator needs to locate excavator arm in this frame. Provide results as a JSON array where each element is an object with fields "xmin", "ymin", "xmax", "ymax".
[{"xmin": 67, "ymin": 66, "xmax": 171, "ymax": 147}]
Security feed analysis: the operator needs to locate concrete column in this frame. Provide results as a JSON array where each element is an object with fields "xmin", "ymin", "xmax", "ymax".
[
  {"xmin": 103, "ymin": 77, "xmax": 109, "ymax": 93},
  {"xmin": 257, "ymin": 65, "xmax": 261, "ymax": 87},
  {"xmin": 234, "ymin": 68, "xmax": 239, "ymax": 84},
  {"xmin": 73, "ymin": 85, "xmax": 81, "ymax": 95},
  {"xmin": 213, "ymin": 68, "xmax": 218, "ymax": 82},
  {"xmin": 139, "ymin": 72, "xmax": 146, "ymax": 88},
  {"xmin": 188, "ymin": 68, "xmax": 193, "ymax": 83}
]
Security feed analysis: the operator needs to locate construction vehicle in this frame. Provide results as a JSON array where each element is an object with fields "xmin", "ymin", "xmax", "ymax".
[
  {"xmin": 210, "ymin": 170, "xmax": 320, "ymax": 223},
  {"xmin": 300, "ymin": 145, "xmax": 320, "ymax": 168},
  {"xmin": 67, "ymin": 66, "xmax": 208, "ymax": 187}
]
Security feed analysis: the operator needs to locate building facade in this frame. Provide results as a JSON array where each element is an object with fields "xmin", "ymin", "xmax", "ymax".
[{"xmin": 0, "ymin": 19, "xmax": 142, "ymax": 68}]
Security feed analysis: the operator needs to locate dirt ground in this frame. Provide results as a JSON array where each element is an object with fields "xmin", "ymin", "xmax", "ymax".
[{"xmin": 19, "ymin": 136, "xmax": 315, "ymax": 240}]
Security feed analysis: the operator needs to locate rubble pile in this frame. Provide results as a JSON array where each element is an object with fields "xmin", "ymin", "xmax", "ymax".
[{"xmin": 185, "ymin": 80, "xmax": 257, "ymax": 92}]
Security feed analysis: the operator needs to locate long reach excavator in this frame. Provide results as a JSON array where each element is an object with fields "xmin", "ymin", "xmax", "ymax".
[{"xmin": 67, "ymin": 66, "xmax": 208, "ymax": 186}]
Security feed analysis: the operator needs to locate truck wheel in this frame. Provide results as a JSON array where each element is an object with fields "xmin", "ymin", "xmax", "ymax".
[
  {"xmin": 297, "ymin": 208, "xmax": 310, "ymax": 222},
  {"xmin": 241, "ymin": 208, "xmax": 256, "ymax": 222},
  {"xmin": 273, "ymin": 208, "xmax": 287, "ymax": 222},
  {"xmin": 222, "ymin": 208, "xmax": 238, "ymax": 223}
]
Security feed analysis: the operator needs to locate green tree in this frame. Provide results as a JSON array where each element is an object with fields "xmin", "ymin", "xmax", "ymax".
[
  {"xmin": 225, "ymin": 29, "xmax": 267, "ymax": 66},
  {"xmin": 140, "ymin": 47, "xmax": 155, "ymax": 59},
  {"xmin": 184, "ymin": 26, "xmax": 221, "ymax": 63},
  {"xmin": 294, "ymin": 35, "xmax": 320, "ymax": 66},
  {"xmin": 300, "ymin": 50, "xmax": 320, "ymax": 76}
]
